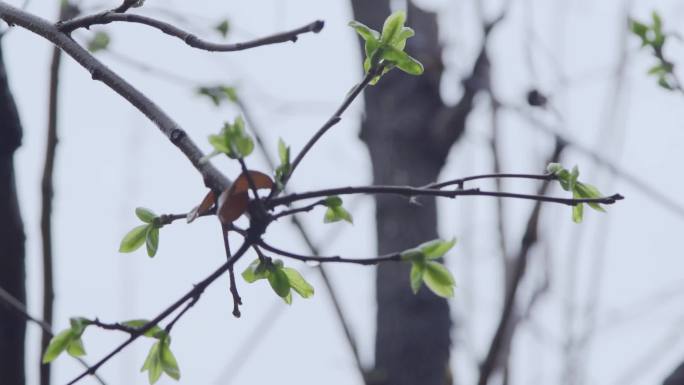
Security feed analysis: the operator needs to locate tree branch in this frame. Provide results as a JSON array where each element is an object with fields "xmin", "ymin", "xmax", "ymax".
[
  {"xmin": 286, "ymin": 69, "xmax": 376, "ymax": 185},
  {"xmin": 258, "ymin": 240, "xmax": 401, "ymax": 265},
  {"xmin": 0, "ymin": 1, "xmax": 230, "ymax": 192},
  {"xmin": 268, "ymin": 184, "xmax": 623, "ymax": 208},
  {"xmin": 58, "ymin": 12, "xmax": 324, "ymax": 52}
]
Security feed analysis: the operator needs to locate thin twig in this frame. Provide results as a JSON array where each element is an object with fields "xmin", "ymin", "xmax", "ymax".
[
  {"xmin": 259, "ymin": 240, "xmax": 400, "ymax": 265},
  {"xmin": 285, "ymin": 70, "xmax": 376, "ymax": 185},
  {"xmin": 269, "ymin": 185, "xmax": 623, "ymax": 208},
  {"xmin": 221, "ymin": 224, "xmax": 242, "ymax": 317},
  {"xmin": 425, "ymin": 173, "xmax": 554, "ymax": 190},
  {"xmin": 271, "ymin": 199, "xmax": 326, "ymax": 220},
  {"xmin": 66, "ymin": 241, "xmax": 252, "ymax": 384},
  {"xmin": 58, "ymin": 11, "xmax": 324, "ymax": 52}
]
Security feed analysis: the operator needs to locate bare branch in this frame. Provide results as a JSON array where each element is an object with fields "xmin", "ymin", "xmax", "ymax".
[
  {"xmin": 258, "ymin": 240, "xmax": 401, "ymax": 265},
  {"xmin": 58, "ymin": 12, "xmax": 324, "ymax": 52},
  {"xmin": 286, "ymin": 69, "xmax": 377, "ymax": 185},
  {"xmin": 268, "ymin": 184, "xmax": 623, "ymax": 208}
]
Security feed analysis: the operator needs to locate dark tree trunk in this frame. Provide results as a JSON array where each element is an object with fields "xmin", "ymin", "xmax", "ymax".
[
  {"xmin": 665, "ymin": 362, "xmax": 684, "ymax": 385},
  {"xmin": 0, "ymin": 42, "xmax": 27, "ymax": 385},
  {"xmin": 350, "ymin": 2, "xmax": 481, "ymax": 384}
]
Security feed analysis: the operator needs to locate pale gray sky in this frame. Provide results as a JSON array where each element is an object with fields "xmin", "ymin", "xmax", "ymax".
[{"xmin": 4, "ymin": 0, "xmax": 684, "ymax": 384}]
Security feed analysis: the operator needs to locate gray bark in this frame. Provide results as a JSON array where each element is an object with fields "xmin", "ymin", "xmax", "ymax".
[{"xmin": 0, "ymin": 41, "xmax": 27, "ymax": 385}]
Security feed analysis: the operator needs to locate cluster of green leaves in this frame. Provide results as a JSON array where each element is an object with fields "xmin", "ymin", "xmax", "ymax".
[
  {"xmin": 349, "ymin": 10, "xmax": 424, "ymax": 84},
  {"xmin": 196, "ymin": 85, "xmax": 238, "ymax": 106},
  {"xmin": 400, "ymin": 239, "xmax": 457, "ymax": 298},
  {"xmin": 242, "ymin": 258, "xmax": 314, "ymax": 304},
  {"xmin": 87, "ymin": 31, "xmax": 111, "ymax": 53},
  {"xmin": 323, "ymin": 196, "xmax": 353, "ymax": 224},
  {"xmin": 547, "ymin": 163, "xmax": 606, "ymax": 223},
  {"xmin": 120, "ymin": 207, "xmax": 163, "ymax": 257},
  {"xmin": 42, "ymin": 317, "xmax": 91, "ymax": 363},
  {"xmin": 138, "ymin": 330, "xmax": 180, "ymax": 384},
  {"xmin": 274, "ymin": 138, "xmax": 291, "ymax": 189},
  {"xmin": 630, "ymin": 11, "xmax": 677, "ymax": 90},
  {"xmin": 203, "ymin": 116, "xmax": 255, "ymax": 161}
]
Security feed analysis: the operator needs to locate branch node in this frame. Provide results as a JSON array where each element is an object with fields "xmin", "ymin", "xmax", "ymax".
[
  {"xmin": 169, "ymin": 128, "xmax": 186, "ymax": 144},
  {"xmin": 311, "ymin": 20, "xmax": 324, "ymax": 33},
  {"xmin": 89, "ymin": 68, "xmax": 102, "ymax": 80}
]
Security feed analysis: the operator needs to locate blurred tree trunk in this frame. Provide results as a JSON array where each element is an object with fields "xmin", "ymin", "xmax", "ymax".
[
  {"xmin": 665, "ymin": 362, "xmax": 684, "ymax": 385},
  {"xmin": 0, "ymin": 42, "xmax": 27, "ymax": 385},
  {"xmin": 351, "ymin": 2, "xmax": 481, "ymax": 384}
]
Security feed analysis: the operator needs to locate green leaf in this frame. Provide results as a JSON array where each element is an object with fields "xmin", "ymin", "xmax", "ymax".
[
  {"xmin": 119, "ymin": 225, "xmax": 150, "ymax": 253},
  {"xmin": 268, "ymin": 266, "xmax": 291, "ymax": 298},
  {"xmin": 575, "ymin": 182, "xmax": 606, "ymax": 212},
  {"xmin": 135, "ymin": 207, "xmax": 156, "ymax": 223},
  {"xmin": 197, "ymin": 86, "xmax": 238, "ymax": 106},
  {"xmin": 278, "ymin": 138, "xmax": 290, "ymax": 166},
  {"xmin": 546, "ymin": 162, "xmax": 563, "ymax": 174},
  {"xmin": 242, "ymin": 259, "xmax": 269, "ymax": 283},
  {"xmin": 208, "ymin": 134, "xmax": 231, "ymax": 153},
  {"xmin": 141, "ymin": 342, "xmax": 163, "ymax": 384},
  {"xmin": 234, "ymin": 135, "xmax": 254, "ymax": 158},
  {"xmin": 283, "ymin": 267, "xmax": 314, "ymax": 298},
  {"xmin": 283, "ymin": 291, "xmax": 293, "ymax": 305},
  {"xmin": 42, "ymin": 329, "xmax": 74, "ymax": 363},
  {"xmin": 571, "ymin": 190, "xmax": 584, "ymax": 223},
  {"xmin": 629, "ymin": 19, "xmax": 648, "ymax": 38},
  {"xmin": 348, "ymin": 20, "xmax": 380, "ymax": 41},
  {"xmin": 69, "ymin": 317, "xmax": 91, "ymax": 336},
  {"xmin": 160, "ymin": 339, "xmax": 181, "ymax": 380},
  {"xmin": 66, "ymin": 337, "xmax": 86, "ymax": 357},
  {"xmin": 146, "ymin": 226, "xmax": 159, "ymax": 257},
  {"xmin": 324, "ymin": 196, "xmax": 343, "ymax": 207},
  {"xmin": 419, "ymin": 238, "xmax": 457, "ymax": 260},
  {"xmin": 364, "ymin": 37, "xmax": 381, "ymax": 68},
  {"xmin": 568, "ymin": 165, "xmax": 579, "ymax": 192},
  {"xmin": 381, "ymin": 10, "xmax": 406, "ymax": 45},
  {"xmin": 391, "ymin": 27, "xmax": 415, "ymax": 50},
  {"xmin": 87, "ymin": 31, "xmax": 110, "ymax": 53},
  {"xmin": 208, "ymin": 116, "xmax": 254, "ymax": 159},
  {"xmin": 652, "ymin": 11, "xmax": 662, "ymax": 34},
  {"xmin": 423, "ymin": 261, "xmax": 455, "ymax": 298},
  {"xmin": 648, "ymin": 64, "xmax": 667, "ymax": 75},
  {"xmin": 409, "ymin": 262, "xmax": 425, "ymax": 294},
  {"xmin": 214, "ymin": 19, "xmax": 230, "ymax": 38},
  {"xmin": 381, "ymin": 45, "xmax": 423, "ymax": 75},
  {"xmin": 121, "ymin": 319, "xmax": 168, "ymax": 339},
  {"xmin": 324, "ymin": 206, "xmax": 353, "ymax": 224},
  {"xmin": 658, "ymin": 76, "xmax": 674, "ymax": 90},
  {"xmin": 400, "ymin": 248, "xmax": 423, "ymax": 262}
]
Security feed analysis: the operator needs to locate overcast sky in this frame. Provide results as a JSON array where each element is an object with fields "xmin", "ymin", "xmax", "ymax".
[{"xmin": 4, "ymin": 0, "xmax": 684, "ymax": 384}]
